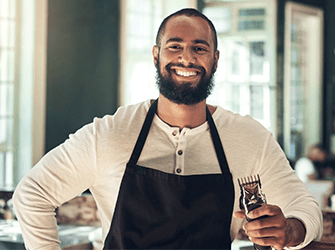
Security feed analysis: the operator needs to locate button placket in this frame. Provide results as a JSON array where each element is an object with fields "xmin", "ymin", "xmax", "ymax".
[
  {"xmin": 169, "ymin": 129, "xmax": 180, "ymax": 149},
  {"xmin": 175, "ymin": 129, "xmax": 188, "ymax": 175}
]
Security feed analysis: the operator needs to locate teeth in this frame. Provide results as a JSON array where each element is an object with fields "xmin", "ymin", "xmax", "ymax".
[{"xmin": 176, "ymin": 70, "xmax": 197, "ymax": 77}]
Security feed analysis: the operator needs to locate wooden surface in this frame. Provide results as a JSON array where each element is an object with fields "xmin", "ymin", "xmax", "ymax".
[{"xmin": 302, "ymin": 241, "xmax": 335, "ymax": 249}]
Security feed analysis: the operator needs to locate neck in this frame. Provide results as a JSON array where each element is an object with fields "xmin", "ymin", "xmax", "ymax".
[{"xmin": 156, "ymin": 94, "xmax": 215, "ymax": 130}]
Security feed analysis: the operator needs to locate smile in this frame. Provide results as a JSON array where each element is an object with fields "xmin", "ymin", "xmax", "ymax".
[
  {"xmin": 175, "ymin": 70, "xmax": 198, "ymax": 77},
  {"xmin": 170, "ymin": 66, "xmax": 201, "ymax": 78}
]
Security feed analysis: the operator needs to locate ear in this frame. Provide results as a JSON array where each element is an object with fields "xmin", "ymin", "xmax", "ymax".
[
  {"xmin": 153, "ymin": 45, "xmax": 159, "ymax": 68},
  {"xmin": 213, "ymin": 50, "xmax": 220, "ymax": 72}
]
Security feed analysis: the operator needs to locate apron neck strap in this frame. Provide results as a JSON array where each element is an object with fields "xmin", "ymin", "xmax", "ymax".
[
  {"xmin": 129, "ymin": 99, "xmax": 158, "ymax": 164},
  {"xmin": 129, "ymin": 99, "xmax": 230, "ymax": 174},
  {"xmin": 206, "ymin": 107, "xmax": 230, "ymax": 174}
]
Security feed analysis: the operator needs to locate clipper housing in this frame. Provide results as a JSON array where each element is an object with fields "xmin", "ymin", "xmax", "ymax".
[{"xmin": 238, "ymin": 175, "xmax": 271, "ymax": 250}]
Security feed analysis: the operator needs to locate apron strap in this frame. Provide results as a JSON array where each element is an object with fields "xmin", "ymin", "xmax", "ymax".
[
  {"xmin": 206, "ymin": 107, "xmax": 230, "ymax": 174},
  {"xmin": 129, "ymin": 99, "xmax": 230, "ymax": 174},
  {"xmin": 129, "ymin": 99, "xmax": 158, "ymax": 164}
]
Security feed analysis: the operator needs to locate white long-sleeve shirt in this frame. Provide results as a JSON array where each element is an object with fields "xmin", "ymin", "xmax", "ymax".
[{"xmin": 13, "ymin": 99, "xmax": 322, "ymax": 250}]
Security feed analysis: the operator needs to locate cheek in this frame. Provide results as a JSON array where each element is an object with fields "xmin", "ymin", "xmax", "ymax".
[
  {"xmin": 159, "ymin": 52, "xmax": 170, "ymax": 65},
  {"xmin": 202, "ymin": 58, "xmax": 215, "ymax": 73},
  {"xmin": 157, "ymin": 59, "xmax": 169, "ymax": 76},
  {"xmin": 198, "ymin": 54, "xmax": 214, "ymax": 64},
  {"xmin": 158, "ymin": 54, "xmax": 170, "ymax": 72}
]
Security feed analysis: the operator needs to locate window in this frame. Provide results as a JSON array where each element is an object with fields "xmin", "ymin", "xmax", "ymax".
[
  {"xmin": 203, "ymin": 0, "xmax": 277, "ymax": 134},
  {"xmin": 120, "ymin": 0, "xmax": 277, "ymax": 134},
  {"xmin": 0, "ymin": 0, "xmax": 16, "ymax": 189},
  {"xmin": 119, "ymin": 0, "xmax": 197, "ymax": 106},
  {"xmin": 283, "ymin": 2, "xmax": 323, "ymax": 160},
  {"xmin": 0, "ymin": 0, "xmax": 47, "ymax": 189}
]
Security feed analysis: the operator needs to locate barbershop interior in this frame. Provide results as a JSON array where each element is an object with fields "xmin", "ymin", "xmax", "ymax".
[{"xmin": 1, "ymin": 0, "xmax": 335, "ymax": 249}]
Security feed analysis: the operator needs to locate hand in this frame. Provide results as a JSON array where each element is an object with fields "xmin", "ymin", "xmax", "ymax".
[{"xmin": 233, "ymin": 204, "xmax": 306, "ymax": 250}]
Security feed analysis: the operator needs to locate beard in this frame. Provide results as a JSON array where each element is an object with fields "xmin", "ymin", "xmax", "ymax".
[{"xmin": 155, "ymin": 59, "xmax": 216, "ymax": 105}]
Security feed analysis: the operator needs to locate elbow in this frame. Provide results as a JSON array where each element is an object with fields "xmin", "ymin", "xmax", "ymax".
[{"xmin": 12, "ymin": 181, "xmax": 24, "ymax": 218}]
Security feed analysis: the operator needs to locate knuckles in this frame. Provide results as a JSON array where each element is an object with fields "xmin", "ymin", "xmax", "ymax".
[{"xmin": 242, "ymin": 204, "xmax": 289, "ymax": 249}]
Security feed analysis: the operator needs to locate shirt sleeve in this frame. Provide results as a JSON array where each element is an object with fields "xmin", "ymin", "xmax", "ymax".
[
  {"xmin": 12, "ymin": 121, "xmax": 98, "ymax": 250},
  {"xmin": 257, "ymin": 133, "xmax": 323, "ymax": 249}
]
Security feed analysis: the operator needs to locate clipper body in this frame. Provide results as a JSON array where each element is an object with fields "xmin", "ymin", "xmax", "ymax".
[{"xmin": 238, "ymin": 175, "xmax": 271, "ymax": 250}]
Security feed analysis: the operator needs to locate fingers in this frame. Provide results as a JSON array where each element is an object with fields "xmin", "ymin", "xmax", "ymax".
[
  {"xmin": 247, "ymin": 204, "xmax": 280, "ymax": 221},
  {"xmin": 249, "ymin": 236, "xmax": 277, "ymax": 249},
  {"xmin": 233, "ymin": 210, "xmax": 246, "ymax": 219},
  {"xmin": 246, "ymin": 226, "xmax": 285, "ymax": 239},
  {"xmin": 233, "ymin": 204, "xmax": 279, "ymax": 221},
  {"xmin": 246, "ymin": 225, "xmax": 286, "ymax": 250},
  {"xmin": 249, "ymin": 235, "xmax": 286, "ymax": 250},
  {"xmin": 244, "ymin": 205, "xmax": 286, "ymax": 233},
  {"xmin": 241, "ymin": 205, "xmax": 287, "ymax": 250},
  {"xmin": 244, "ymin": 214, "xmax": 285, "ymax": 231}
]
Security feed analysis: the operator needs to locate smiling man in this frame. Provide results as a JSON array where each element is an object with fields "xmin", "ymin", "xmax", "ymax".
[
  {"xmin": 154, "ymin": 14, "xmax": 218, "ymax": 106},
  {"xmin": 13, "ymin": 8, "xmax": 322, "ymax": 250}
]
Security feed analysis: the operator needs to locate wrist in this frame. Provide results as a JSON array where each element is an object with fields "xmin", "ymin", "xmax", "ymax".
[{"xmin": 285, "ymin": 218, "xmax": 306, "ymax": 247}]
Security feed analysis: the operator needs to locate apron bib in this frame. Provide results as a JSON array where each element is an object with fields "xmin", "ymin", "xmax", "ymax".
[{"xmin": 103, "ymin": 99, "xmax": 234, "ymax": 249}]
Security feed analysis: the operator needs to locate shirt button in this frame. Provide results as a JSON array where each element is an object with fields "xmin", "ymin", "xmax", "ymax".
[
  {"xmin": 176, "ymin": 168, "xmax": 182, "ymax": 173},
  {"xmin": 178, "ymin": 150, "xmax": 183, "ymax": 155},
  {"xmin": 172, "ymin": 131, "xmax": 177, "ymax": 136}
]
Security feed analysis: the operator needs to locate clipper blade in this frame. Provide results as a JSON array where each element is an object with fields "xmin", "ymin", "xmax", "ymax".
[
  {"xmin": 238, "ymin": 174, "xmax": 261, "ymax": 189},
  {"xmin": 238, "ymin": 174, "xmax": 266, "ymax": 214}
]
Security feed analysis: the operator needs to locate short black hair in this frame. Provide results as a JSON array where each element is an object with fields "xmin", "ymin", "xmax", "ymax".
[{"xmin": 155, "ymin": 8, "xmax": 218, "ymax": 51}]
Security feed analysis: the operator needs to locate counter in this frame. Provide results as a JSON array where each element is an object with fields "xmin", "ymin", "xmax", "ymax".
[{"xmin": 0, "ymin": 219, "xmax": 101, "ymax": 250}]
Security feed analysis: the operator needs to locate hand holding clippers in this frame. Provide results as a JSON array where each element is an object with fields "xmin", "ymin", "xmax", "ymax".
[{"xmin": 238, "ymin": 175, "xmax": 271, "ymax": 250}]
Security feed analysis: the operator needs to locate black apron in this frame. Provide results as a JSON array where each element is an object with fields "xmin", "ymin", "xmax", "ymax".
[{"xmin": 103, "ymin": 99, "xmax": 234, "ymax": 249}]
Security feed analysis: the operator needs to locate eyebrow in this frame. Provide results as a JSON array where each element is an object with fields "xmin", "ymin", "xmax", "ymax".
[
  {"xmin": 165, "ymin": 38, "xmax": 210, "ymax": 47},
  {"xmin": 193, "ymin": 39, "xmax": 210, "ymax": 47},
  {"xmin": 165, "ymin": 38, "xmax": 183, "ymax": 44}
]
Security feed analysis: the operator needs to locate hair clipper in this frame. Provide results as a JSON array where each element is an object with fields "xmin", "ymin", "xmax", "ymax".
[{"xmin": 238, "ymin": 175, "xmax": 271, "ymax": 250}]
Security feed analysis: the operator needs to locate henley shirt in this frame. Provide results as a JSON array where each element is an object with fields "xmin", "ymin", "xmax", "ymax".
[{"xmin": 13, "ymin": 99, "xmax": 322, "ymax": 250}]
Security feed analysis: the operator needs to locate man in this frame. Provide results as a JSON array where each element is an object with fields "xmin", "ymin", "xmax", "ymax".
[
  {"xmin": 295, "ymin": 144, "xmax": 327, "ymax": 182},
  {"xmin": 13, "ymin": 8, "xmax": 322, "ymax": 250}
]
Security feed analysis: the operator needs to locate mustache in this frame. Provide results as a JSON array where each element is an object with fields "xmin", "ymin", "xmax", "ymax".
[{"xmin": 165, "ymin": 62, "xmax": 205, "ymax": 73}]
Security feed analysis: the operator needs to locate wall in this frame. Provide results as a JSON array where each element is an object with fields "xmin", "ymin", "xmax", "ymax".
[
  {"xmin": 324, "ymin": 0, "xmax": 335, "ymax": 154},
  {"xmin": 46, "ymin": 0, "xmax": 120, "ymax": 152}
]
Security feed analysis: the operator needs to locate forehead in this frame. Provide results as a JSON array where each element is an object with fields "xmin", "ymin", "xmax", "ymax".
[{"xmin": 162, "ymin": 15, "xmax": 214, "ymax": 47}]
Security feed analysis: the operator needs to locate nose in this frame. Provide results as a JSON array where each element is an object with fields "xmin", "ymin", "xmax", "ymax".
[{"xmin": 178, "ymin": 47, "xmax": 196, "ymax": 66}]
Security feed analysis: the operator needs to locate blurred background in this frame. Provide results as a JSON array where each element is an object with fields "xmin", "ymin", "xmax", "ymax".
[
  {"xmin": 0, "ymin": 0, "xmax": 333, "ymax": 194},
  {"xmin": 1, "ymin": 0, "xmax": 335, "ymax": 248},
  {"xmin": 2, "ymin": 0, "xmax": 334, "ymax": 188}
]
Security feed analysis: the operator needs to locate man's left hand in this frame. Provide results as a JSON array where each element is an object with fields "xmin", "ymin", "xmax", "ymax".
[{"xmin": 233, "ymin": 204, "xmax": 306, "ymax": 250}]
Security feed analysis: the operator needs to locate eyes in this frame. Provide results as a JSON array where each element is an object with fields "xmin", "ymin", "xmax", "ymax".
[{"xmin": 167, "ymin": 44, "xmax": 209, "ymax": 54}]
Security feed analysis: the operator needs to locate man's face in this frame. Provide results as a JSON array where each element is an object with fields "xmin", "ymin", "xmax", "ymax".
[{"xmin": 153, "ymin": 15, "xmax": 219, "ymax": 105}]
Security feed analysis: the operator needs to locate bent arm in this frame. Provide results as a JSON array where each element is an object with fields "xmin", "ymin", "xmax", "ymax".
[
  {"xmin": 13, "ymin": 172, "xmax": 62, "ymax": 250},
  {"xmin": 13, "ymin": 123, "xmax": 97, "ymax": 249},
  {"xmin": 255, "ymin": 132, "xmax": 323, "ymax": 248}
]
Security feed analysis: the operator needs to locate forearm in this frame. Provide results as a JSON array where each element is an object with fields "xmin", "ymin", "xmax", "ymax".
[
  {"xmin": 260, "ymin": 134, "xmax": 323, "ymax": 246},
  {"xmin": 13, "ymin": 176, "xmax": 61, "ymax": 250},
  {"xmin": 285, "ymin": 218, "xmax": 306, "ymax": 248}
]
